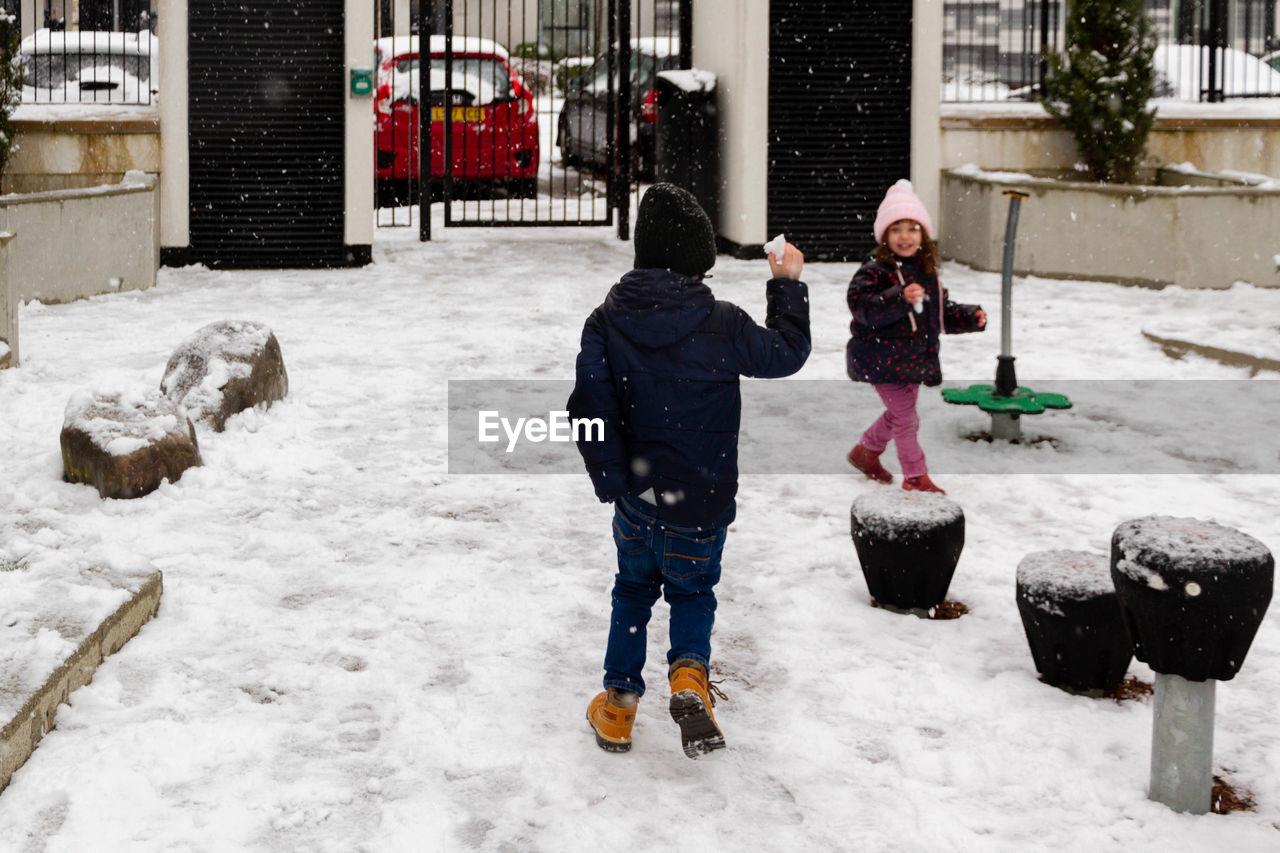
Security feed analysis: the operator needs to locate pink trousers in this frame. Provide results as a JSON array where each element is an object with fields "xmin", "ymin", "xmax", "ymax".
[{"xmin": 860, "ymin": 383, "xmax": 927, "ymax": 478}]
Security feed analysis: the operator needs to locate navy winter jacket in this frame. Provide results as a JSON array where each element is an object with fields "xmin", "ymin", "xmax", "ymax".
[
  {"xmin": 567, "ymin": 268, "xmax": 811, "ymax": 528},
  {"xmin": 846, "ymin": 254, "xmax": 984, "ymax": 386}
]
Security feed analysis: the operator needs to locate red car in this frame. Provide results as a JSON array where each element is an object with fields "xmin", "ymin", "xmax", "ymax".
[{"xmin": 375, "ymin": 35, "xmax": 539, "ymax": 200}]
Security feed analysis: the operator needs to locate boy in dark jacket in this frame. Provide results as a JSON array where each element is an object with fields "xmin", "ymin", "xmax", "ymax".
[{"xmin": 567, "ymin": 183, "xmax": 809, "ymax": 758}]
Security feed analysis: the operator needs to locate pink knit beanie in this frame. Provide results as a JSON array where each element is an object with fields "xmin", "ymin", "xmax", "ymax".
[{"xmin": 873, "ymin": 179, "xmax": 933, "ymax": 243}]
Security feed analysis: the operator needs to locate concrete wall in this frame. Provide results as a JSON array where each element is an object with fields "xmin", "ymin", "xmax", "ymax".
[
  {"xmin": 941, "ymin": 107, "xmax": 1280, "ymax": 178},
  {"xmin": 0, "ymin": 176, "xmax": 161, "ymax": 304},
  {"xmin": 0, "ymin": 232, "xmax": 15, "ymax": 368},
  {"xmin": 3, "ymin": 114, "xmax": 161, "ymax": 195},
  {"xmin": 941, "ymin": 168, "xmax": 1280, "ymax": 289}
]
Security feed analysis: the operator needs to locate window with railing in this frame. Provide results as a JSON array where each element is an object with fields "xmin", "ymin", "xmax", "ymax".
[
  {"xmin": 18, "ymin": 1, "xmax": 157, "ymax": 106},
  {"xmin": 943, "ymin": 0, "xmax": 1280, "ymax": 102}
]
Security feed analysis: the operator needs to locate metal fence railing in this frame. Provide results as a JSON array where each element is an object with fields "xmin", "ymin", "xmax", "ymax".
[
  {"xmin": 17, "ymin": 1, "xmax": 157, "ymax": 106},
  {"xmin": 943, "ymin": 0, "xmax": 1280, "ymax": 103}
]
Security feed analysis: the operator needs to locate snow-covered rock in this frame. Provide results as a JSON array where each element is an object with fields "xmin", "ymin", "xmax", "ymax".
[
  {"xmin": 59, "ymin": 384, "xmax": 201, "ymax": 499},
  {"xmin": 161, "ymin": 320, "xmax": 289, "ymax": 432}
]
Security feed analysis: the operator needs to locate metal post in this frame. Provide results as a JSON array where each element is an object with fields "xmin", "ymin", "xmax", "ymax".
[
  {"xmin": 990, "ymin": 412, "xmax": 1021, "ymax": 441},
  {"xmin": 1206, "ymin": 0, "xmax": 1226, "ymax": 102},
  {"xmin": 419, "ymin": 0, "xmax": 437, "ymax": 241},
  {"xmin": 616, "ymin": 0, "xmax": 631, "ymax": 240},
  {"xmin": 999, "ymin": 191, "xmax": 1025, "ymax": 361},
  {"xmin": 994, "ymin": 190, "xmax": 1027, "ymax": 398},
  {"xmin": 678, "ymin": 0, "xmax": 693, "ymax": 68},
  {"xmin": 1149, "ymin": 673, "xmax": 1216, "ymax": 814},
  {"xmin": 442, "ymin": 0, "xmax": 456, "ymax": 225},
  {"xmin": 1038, "ymin": 0, "xmax": 1049, "ymax": 94}
]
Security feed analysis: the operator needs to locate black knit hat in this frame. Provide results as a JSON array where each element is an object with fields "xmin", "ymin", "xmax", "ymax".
[{"xmin": 633, "ymin": 183, "xmax": 717, "ymax": 277}]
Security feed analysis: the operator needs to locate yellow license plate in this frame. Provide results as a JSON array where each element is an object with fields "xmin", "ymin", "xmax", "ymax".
[{"xmin": 431, "ymin": 106, "xmax": 484, "ymax": 122}]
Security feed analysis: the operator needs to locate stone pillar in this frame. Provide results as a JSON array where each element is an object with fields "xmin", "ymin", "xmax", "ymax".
[
  {"xmin": 1, "ymin": 231, "xmax": 16, "ymax": 369},
  {"xmin": 159, "ymin": 0, "xmax": 191, "ymax": 253},
  {"xmin": 912, "ymin": 0, "xmax": 944, "ymax": 233},
  {"xmin": 345, "ymin": 0, "xmax": 375, "ymax": 255}
]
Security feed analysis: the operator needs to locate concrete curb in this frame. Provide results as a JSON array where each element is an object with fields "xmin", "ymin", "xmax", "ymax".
[
  {"xmin": 0, "ymin": 571, "xmax": 163, "ymax": 795},
  {"xmin": 1142, "ymin": 331, "xmax": 1280, "ymax": 377}
]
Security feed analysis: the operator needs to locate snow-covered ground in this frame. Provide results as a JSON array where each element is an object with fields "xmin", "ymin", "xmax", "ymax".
[{"xmin": 1, "ymin": 209, "xmax": 1278, "ymax": 851}]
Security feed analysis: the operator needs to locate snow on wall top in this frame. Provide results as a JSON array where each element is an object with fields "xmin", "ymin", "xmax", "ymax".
[
  {"xmin": 62, "ymin": 383, "xmax": 188, "ymax": 457},
  {"xmin": 851, "ymin": 491, "xmax": 962, "ymax": 538},
  {"xmin": 0, "ymin": 552, "xmax": 156, "ymax": 724},
  {"xmin": 1113, "ymin": 515, "xmax": 1273, "ymax": 588},
  {"xmin": 1017, "ymin": 550, "xmax": 1114, "ymax": 603},
  {"xmin": 161, "ymin": 320, "xmax": 272, "ymax": 421}
]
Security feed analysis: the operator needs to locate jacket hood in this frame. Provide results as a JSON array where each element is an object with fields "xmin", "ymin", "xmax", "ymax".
[{"xmin": 601, "ymin": 268, "xmax": 714, "ymax": 347}]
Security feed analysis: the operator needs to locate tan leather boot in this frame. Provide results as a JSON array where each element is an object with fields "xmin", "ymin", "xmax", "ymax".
[
  {"xmin": 587, "ymin": 689, "xmax": 638, "ymax": 752},
  {"xmin": 668, "ymin": 659, "xmax": 726, "ymax": 758}
]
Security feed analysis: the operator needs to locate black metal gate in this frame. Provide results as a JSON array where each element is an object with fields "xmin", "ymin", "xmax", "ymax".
[
  {"xmin": 188, "ymin": 0, "xmax": 347, "ymax": 267},
  {"xmin": 768, "ymin": 0, "xmax": 911, "ymax": 260},
  {"xmin": 375, "ymin": 0, "xmax": 686, "ymax": 240}
]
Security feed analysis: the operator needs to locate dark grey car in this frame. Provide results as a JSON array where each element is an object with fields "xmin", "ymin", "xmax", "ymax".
[{"xmin": 556, "ymin": 38, "xmax": 681, "ymax": 180}]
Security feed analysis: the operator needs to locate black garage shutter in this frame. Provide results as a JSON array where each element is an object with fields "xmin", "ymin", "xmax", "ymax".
[
  {"xmin": 188, "ymin": 1, "xmax": 346, "ymax": 267},
  {"xmin": 768, "ymin": 0, "xmax": 911, "ymax": 260}
]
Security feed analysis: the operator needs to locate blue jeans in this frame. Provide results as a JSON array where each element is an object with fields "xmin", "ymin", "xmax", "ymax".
[{"xmin": 603, "ymin": 497, "xmax": 727, "ymax": 697}]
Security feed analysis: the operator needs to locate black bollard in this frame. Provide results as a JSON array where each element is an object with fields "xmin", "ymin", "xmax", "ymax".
[
  {"xmin": 1111, "ymin": 516, "xmax": 1273, "ymax": 682},
  {"xmin": 851, "ymin": 492, "xmax": 965, "ymax": 613},
  {"xmin": 1015, "ymin": 550, "xmax": 1133, "ymax": 694},
  {"xmin": 1111, "ymin": 515, "xmax": 1274, "ymax": 813}
]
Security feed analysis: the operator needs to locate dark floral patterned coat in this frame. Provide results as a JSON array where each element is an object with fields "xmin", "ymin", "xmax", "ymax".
[{"xmin": 846, "ymin": 253, "xmax": 985, "ymax": 386}]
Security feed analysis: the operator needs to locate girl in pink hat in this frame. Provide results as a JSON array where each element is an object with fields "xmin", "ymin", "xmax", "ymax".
[{"xmin": 845, "ymin": 179, "xmax": 986, "ymax": 494}]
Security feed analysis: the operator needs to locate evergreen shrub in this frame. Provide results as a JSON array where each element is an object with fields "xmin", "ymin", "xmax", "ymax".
[
  {"xmin": 0, "ymin": 11, "xmax": 22, "ymax": 184},
  {"xmin": 1041, "ymin": 0, "xmax": 1158, "ymax": 183}
]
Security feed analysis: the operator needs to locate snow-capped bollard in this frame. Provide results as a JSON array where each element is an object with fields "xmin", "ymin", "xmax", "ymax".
[
  {"xmin": 1111, "ymin": 516, "xmax": 1274, "ymax": 814},
  {"xmin": 851, "ymin": 491, "xmax": 964, "ymax": 615},
  {"xmin": 1015, "ymin": 550, "xmax": 1132, "ymax": 694}
]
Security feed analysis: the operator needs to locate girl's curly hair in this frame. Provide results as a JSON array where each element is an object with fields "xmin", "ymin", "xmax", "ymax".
[{"xmin": 874, "ymin": 231, "xmax": 939, "ymax": 277}]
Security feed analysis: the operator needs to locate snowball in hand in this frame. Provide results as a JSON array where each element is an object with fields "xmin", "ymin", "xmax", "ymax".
[{"xmin": 762, "ymin": 234, "xmax": 786, "ymax": 261}]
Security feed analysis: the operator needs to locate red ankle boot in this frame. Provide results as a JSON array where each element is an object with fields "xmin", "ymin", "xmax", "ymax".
[
  {"xmin": 848, "ymin": 444, "xmax": 893, "ymax": 483},
  {"xmin": 902, "ymin": 474, "xmax": 945, "ymax": 494}
]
